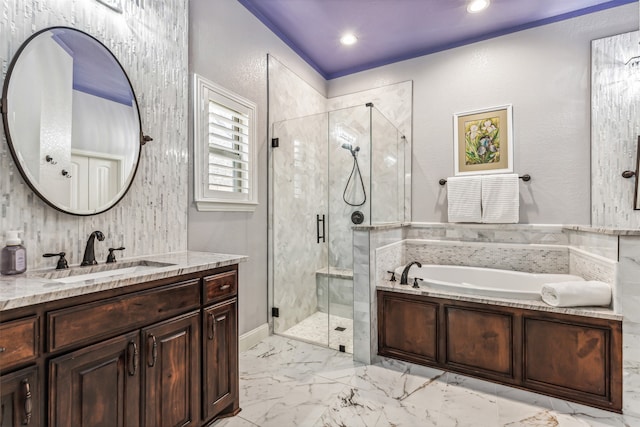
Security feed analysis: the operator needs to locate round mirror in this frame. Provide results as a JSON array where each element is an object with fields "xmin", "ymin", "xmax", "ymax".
[{"xmin": 1, "ymin": 27, "xmax": 145, "ymax": 215}]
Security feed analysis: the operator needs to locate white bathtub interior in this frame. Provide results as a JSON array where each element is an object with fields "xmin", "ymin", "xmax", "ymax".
[{"xmin": 394, "ymin": 264, "xmax": 586, "ymax": 301}]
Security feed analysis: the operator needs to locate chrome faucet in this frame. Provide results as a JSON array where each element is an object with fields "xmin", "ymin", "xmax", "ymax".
[
  {"xmin": 81, "ymin": 231, "xmax": 105, "ymax": 266},
  {"xmin": 400, "ymin": 261, "xmax": 422, "ymax": 285}
]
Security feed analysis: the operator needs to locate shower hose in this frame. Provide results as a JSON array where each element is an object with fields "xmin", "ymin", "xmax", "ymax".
[{"xmin": 343, "ymin": 155, "xmax": 366, "ymax": 207}]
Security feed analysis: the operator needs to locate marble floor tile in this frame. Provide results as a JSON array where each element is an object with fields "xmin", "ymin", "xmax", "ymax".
[{"xmin": 215, "ymin": 335, "xmax": 634, "ymax": 427}]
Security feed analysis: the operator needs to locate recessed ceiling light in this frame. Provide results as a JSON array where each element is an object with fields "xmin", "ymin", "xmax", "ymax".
[
  {"xmin": 340, "ymin": 33, "xmax": 358, "ymax": 46},
  {"xmin": 467, "ymin": 0, "xmax": 490, "ymax": 13}
]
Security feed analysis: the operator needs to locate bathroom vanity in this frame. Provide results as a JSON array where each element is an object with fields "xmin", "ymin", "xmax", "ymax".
[
  {"xmin": 0, "ymin": 251, "xmax": 245, "ymax": 427},
  {"xmin": 377, "ymin": 289, "xmax": 623, "ymax": 412}
]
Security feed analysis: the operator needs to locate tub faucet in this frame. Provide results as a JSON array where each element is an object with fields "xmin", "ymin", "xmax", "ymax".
[
  {"xmin": 400, "ymin": 261, "xmax": 422, "ymax": 285},
  {"xmin": 81, "ymin": 231, "xmax": 105, "ymax": 266}
]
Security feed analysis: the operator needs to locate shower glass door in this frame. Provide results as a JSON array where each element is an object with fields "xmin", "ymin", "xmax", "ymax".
[
  {"xmin": 371, "ymin": 107, "xmax": 405, "ymax": 223},
  {"xmin": 272, "ymin": 112, "xmax": 330, "ymax": 348}
]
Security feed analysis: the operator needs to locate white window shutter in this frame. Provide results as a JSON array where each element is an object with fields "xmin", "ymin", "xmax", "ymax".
[{"xmin": 193, "ymin": 74, "xmax": 258, "ymax": 212}]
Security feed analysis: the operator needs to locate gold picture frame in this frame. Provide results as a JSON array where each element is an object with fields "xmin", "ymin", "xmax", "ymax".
[{"xmin": 453, "ymin": 104, "xmax": 513, "ymax": 176}]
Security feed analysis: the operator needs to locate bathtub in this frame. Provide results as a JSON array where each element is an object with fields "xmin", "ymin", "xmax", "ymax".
[{"xmin": 393, "ymin": 264, "xmax": 584, "ymax": 301}]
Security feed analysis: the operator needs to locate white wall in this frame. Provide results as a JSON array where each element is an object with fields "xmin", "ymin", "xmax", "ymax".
[
  {"xmin": 188, "ymin": 0, "xmax": 327, "ymax": 335},
  {"xmin": 328, "ymin": 4, "xmax": 639, "ymax": 225}
]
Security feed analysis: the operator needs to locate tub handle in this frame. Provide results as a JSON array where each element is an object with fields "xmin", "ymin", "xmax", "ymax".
[
  {"xmin": 413, "ymin": 277, "xmax": 423, "ymax": 289},
  {"xmin": 386, "ymin": 271, "xmax": 396, "ymax": 282}
]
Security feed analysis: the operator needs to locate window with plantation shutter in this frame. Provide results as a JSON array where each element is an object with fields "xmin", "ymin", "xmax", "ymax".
[{"xmin": 193, "ymin": 74, "xmax": 258, "ymax": 211}]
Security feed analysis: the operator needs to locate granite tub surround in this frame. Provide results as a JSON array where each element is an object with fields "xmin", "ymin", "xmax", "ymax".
[
  {"xmin": 354, "ymin": 223, "xmax": 640, "ymax": 416},
  {"xmin": 376, "ymin": 280, "xmax": 621, "ymax": 321},
  {"xmin": 0, "ymin": 251, "xmax": 247, "ymax": 311}
]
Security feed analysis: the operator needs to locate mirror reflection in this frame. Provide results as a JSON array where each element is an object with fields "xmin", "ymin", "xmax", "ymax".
[{"xmin": 2, "ymin": 27, "xmax": 142, "ymax": 215}]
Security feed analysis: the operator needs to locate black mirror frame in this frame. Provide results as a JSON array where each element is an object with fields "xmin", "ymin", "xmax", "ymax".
[
  {"xmin": 635, "ymin": 135, "xmax": 640, "ymax": 211},
  {"xmin": 1, "ymin": 26, "xmax": 148, "ymax": 216}
]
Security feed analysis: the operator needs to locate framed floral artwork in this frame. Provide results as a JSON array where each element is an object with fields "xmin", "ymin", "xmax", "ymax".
[{"xmin": 453, "ymin": 104, "xmax": 513, "ymax": 175}]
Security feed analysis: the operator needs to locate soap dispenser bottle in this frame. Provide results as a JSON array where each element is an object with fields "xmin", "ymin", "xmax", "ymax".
[{"xmin": 1, "ymin": 230, "xmax": 27, "ymax": 275}]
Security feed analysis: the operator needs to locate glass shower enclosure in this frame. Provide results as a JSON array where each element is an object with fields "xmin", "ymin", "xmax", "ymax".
[{"xmin": 271, "ymin": 104, "xmax": 406, "ymax": 352}]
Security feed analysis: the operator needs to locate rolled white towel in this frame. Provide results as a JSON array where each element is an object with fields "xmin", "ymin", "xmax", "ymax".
[{"xmin": 541, "ymin": 281, "xmax": 611, "ymax": 307}]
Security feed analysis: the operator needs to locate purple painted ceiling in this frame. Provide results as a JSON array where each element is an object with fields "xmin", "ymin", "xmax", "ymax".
[
  {"xmin": 238, "ymin": 0, "xmax": 637, "ymax": 79},
  {"xmin": 52, "ymin": 28, "xmax": 134, "ymax": 106}
]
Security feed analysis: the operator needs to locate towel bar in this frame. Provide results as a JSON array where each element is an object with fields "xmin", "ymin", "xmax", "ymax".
[{"xmin": 439, "ymin": 174, "xmax": 531, "ymax": 186}]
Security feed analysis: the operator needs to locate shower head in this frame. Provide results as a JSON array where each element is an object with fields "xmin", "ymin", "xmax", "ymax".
[{"xmin": 341, "ymin": 143, "xmax": 360, "ymax": 157}]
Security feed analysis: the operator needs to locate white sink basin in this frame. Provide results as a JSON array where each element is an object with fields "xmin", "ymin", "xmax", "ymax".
[
  {"xmin": 36, "ymin": 260, "xmax": 176, "ymax": 284},
  {"xmin": 52, "ymin": 265, "xmax": 168, "ymax": 284}
]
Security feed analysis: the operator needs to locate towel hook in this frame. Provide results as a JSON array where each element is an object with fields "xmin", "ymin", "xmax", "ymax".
[{"xmin": 439, "ymin": 174, "xmax": 531, "ymax": 185}]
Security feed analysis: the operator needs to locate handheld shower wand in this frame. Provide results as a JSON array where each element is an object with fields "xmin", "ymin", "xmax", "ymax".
[
  {"xmin": 340, "ymin": 143, "xmax": 366, "ymax": 206},
  {"xmin": 341, "ymin": 143, "xmax": 360, "ymax": 157}
]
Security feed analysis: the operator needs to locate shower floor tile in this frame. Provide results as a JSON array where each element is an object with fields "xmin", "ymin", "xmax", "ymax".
[{"xmin": 280, "ymin": 311, "xmax": 353, "ymax": 354}]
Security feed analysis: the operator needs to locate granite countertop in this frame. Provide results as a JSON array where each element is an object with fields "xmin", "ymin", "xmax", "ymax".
[
  {"xmin": 0, "ymin": 251, "xmax": 248, "ymax": 311},
  {"xmin": 377, "ymin": 281, "xmax": 622, "ymax": 321},
  {"xmin": 563, "ymin": 225, "xmax": 640, "ymax": 236}
]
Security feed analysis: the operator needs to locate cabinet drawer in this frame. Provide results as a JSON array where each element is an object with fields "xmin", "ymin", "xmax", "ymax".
[
  {"xmin": 203, "ymin": 270, "xmax": 237, "ymax": 304},
  {"xmin": 47, "ymin": 279, "xmax": 200, "ymax": 352},
  {"xmin": 0, "ymin": 316, "xmax": 39, "ymax": 371}
]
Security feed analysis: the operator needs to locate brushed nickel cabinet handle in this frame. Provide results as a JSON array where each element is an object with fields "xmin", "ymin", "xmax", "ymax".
[
  {"xmin": 148, "ymin": 335, "xmax": 157, "ymax": 367},
  {"xmin": 0, "ymin": 347, "xmax": 6, "ymax": 353},
  {"xmin": 22, "ymin": 378, "xmax": 32, "ymax": 425},
  {"xmin": 128, "ymin": 341, "xmax": 138, "ymax": 376},
  {"xmin": 219, "ymin": 284, "xmax": 231, "ymax": 291}
]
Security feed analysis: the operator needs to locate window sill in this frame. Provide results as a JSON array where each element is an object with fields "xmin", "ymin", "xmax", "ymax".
[{"xmin": 195, "ymin": 200, "xmax": 258, "ymax": 212}]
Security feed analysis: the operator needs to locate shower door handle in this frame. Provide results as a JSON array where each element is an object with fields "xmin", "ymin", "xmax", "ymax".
[{"xmin": 316, "ymin": 214, "xmax": 325, "ymax": 243}]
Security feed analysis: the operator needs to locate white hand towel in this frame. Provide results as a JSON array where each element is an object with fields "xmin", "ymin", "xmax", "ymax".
[
  {"xmin": 541, "ymin": 281, "xmax": 611, "ymax": 307},
  {"xmin": 481, "ymin": 173, "xmax": 519, "ymax": 223},
  {"xmin": 447, "ymin": 176, "xmax": 482, "ymax": 223}
]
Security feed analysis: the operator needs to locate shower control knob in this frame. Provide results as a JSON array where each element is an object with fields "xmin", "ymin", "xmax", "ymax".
[{"xmin": 351, "ymin": 211, "xmax": 364, "ymax": 225}]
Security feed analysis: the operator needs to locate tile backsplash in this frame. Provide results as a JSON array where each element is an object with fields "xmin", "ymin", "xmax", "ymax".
[{"xmin": 0, "ymin": 0, "xmax": 189, "ymax": 269}]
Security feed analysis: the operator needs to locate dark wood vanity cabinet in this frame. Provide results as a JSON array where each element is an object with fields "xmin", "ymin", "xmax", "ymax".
[
  {"xmin": 202, "ymin": 299, "xmax": 238, "ymax": 421},
  {"xmin": 377, "ymin": 290, "xmax": 623, "ymax": 412},
  {"xmin": 0, "ymin": 264, "xmax": 240, "ymax": 427},
  {"xmin": 49, "ymin": 331, "xmax": 141, "ymax": 426},
  {"xmin": 142, "ymin": 311, "xmax": 201, "ymax": 427},
  {"xmin": 0, "ymin": 365, "xmax": 40, "ymax": 427}
]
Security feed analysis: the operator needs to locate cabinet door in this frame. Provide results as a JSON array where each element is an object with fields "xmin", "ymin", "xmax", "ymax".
[
  {"xmin": 49, "ymin": 331, "xmax": 140, "ymax": 427},
  {"xmin": 377, "ymin": 291, "xmax": 438, "ymax": 365},
  {"xmin": 202, "ymin": 299, "xmax": 238, "ymax": 421},
  {"xmin": 142, "ymin": 311, "xmax": 200, "ymax": 427},
  {"xmin": 0, "ymin": 365, "xmax": 39, "ymax": 427}
]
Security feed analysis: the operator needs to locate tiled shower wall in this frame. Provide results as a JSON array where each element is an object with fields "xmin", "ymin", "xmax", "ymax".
[
  {"xmin": 591, "ymin": 30, "xmax": 640, "ymax": 229},
  {"xmin": 0, "ymin": 0, "xmax": 189, "ymax": 268},
  {"xmin": 269, "ymin": 56, "xmax": 328, "ymax": 333}
]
